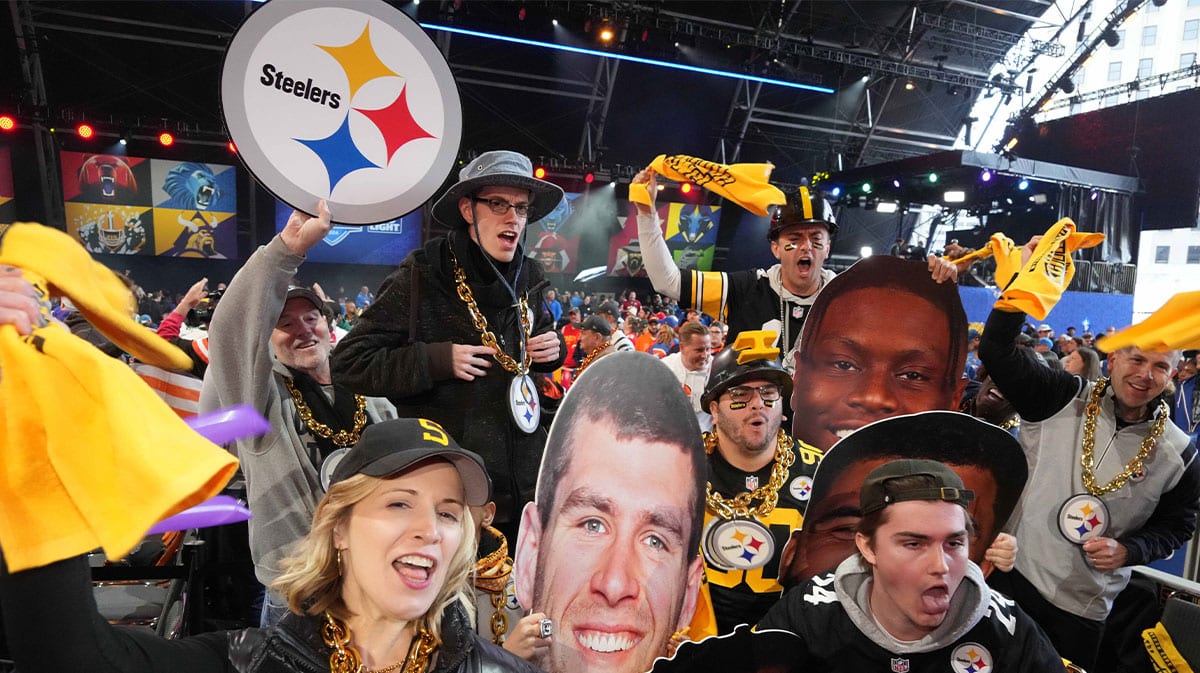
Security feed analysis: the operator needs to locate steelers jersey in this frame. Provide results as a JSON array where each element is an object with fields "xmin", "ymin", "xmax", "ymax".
[
  {"xmin": 680, "ymin": 267, "xmax": 822, "ymax": 345},
  {"xmin": 755, "ymin": 571, "xmax": 1063, "ymax": 671},
  {"xmin": 699, "ymin": 436, "xmax": 822, "ymax": 634}
]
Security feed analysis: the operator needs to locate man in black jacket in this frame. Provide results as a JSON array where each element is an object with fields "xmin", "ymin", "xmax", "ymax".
[{"xmin": 332, "ymin": 150, "xmax": 567, "ymax": 535}]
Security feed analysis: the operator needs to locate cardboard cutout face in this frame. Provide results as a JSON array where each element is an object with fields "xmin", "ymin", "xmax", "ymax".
[
  {"xmin": 791, "ymin": 257, "xmax": 969, "ymax": 453},
  {"xmin": 777, "ymin": 411, "xmax": 1025, "ymax": 589},
  {"xmin": 514, "ymin": 352, "xmax": 706, "ymax": 673}
]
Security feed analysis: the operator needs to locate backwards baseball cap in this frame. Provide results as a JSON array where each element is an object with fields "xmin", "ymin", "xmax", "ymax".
[
  {"xmin": 860, "ymin": 459, "xmax": 974, "ymax": 516},
  {"xmin": 327, "ymin": 418, "xmax": 491, "ymax": 506},
  {"xmin": 579, "ymin": 315, "xmax": 612, "ymax": 336}
]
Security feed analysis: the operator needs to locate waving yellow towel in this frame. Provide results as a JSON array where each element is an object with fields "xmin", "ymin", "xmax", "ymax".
[
  {"xmin": 0, "ymin": 223, "xmax": 237, "ymax": 571},
  {"xmin": 629, "ymin": 155, "xmax": 786, "ymax": 217}
]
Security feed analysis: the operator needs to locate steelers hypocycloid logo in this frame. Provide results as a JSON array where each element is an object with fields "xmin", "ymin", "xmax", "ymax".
[{"xmin": 223, "ymin": 0, "xmax": 461, "ymax": 224}]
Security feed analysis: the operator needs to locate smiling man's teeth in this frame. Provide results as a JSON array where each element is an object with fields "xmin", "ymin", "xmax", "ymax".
[
  {"xmin": 834, "ymin": 429, "xmax": 856, "ymax": 439},
  {"xmin": 578, "ymin": 632, "xmax": 636, "ymax": 653}
]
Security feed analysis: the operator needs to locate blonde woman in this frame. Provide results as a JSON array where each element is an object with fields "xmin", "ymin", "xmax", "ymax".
[{"xmin": 0, "ymin": 416, "xmax": 542, "ymax": 673}]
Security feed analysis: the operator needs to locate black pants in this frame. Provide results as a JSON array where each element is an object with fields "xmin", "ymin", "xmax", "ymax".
[{"xmin": 988, "ymin": 569, "xmax": 1106, "ymax": 670}]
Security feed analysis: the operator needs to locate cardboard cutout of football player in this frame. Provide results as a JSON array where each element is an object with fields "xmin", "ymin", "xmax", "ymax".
[{"xmin": 514, "ymin": 351, "xmax": 707, "ymax": 673}]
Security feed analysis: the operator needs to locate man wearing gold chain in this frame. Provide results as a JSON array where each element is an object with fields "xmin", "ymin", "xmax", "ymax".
[
  {"xmin": 688, "ymin": 330, "xmax": 822, "ymax": 637},
  {"xmin": 332, "ymin": 151, "xmax": 566, "ymax": 543},
  {"xmin": 980, "ymin": 301, "xmax": 1200, "ymax": 670},
  {"xmin": 200, "ymin": 200, "xmax": 397, "ymax": 627}
]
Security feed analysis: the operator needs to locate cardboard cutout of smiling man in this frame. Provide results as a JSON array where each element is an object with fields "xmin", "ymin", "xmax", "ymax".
[{"xmin": 514, "ymin": 351, "xmax": 707, "ymax": 673}]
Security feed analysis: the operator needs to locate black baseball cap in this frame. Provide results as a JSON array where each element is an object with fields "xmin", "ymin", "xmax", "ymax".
[
  {"xmin": 860, "ymin": 459, "xmax": 974, "ymax": 515},
  {"xmin": 285, "ymin": 286, "xmax": 333, "ymax": 319},
  {"xmin": 597, "ymin": 300, "xmax": 621, "ymax": 318},
  {"xmin": 580, "ymin": 315, "xmax": 613, "ymax": 336},
  {"xmin": 328, "ymin": 418, "xmax": 491, "ymax": 505}
]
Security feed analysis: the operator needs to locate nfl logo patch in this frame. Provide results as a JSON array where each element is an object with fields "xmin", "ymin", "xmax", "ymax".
[{"xmin": 891, "ymin": 657, "xmax": 910, "ymax": 673}]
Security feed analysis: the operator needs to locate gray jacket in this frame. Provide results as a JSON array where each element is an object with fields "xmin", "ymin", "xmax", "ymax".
[{"xmin": 199, "ymin": 236, "xmax": 394, "ymax": 586}]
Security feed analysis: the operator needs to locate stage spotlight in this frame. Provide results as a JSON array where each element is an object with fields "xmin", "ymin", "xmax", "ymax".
[
  {"xmin": 1017, "ymin": 179, "xmax": 1030, "ymax": 190},
  {"xmin": 860, "ymin": 182, "xmax": 872, "ymax": 194},
  {"xmin": 599, "ymin": 26, "xmax": 614, "ymax": 43},
  {"xmin": 518, "ymin": 7, "xmax": 526, "ymax": 21},
  {"xmin": 860, "ymin": 246, "xmax": 873, "ymax": 258},
  {"xmin": 928, "ymin": 173, "xmax": 939, "ymax": 184},
  {"xmin": 584, "ymin": 172, "xmax": 595, "ymax": 184},
  {"xmin": 119, "ymin": 137, "xmax": 128, "ymax": 146},
  {"xmin": 1003, "ymin": 137, "xmax": 1019, "ymax": 152},
  {"xmin": 76, "ymin": 123, "xmax": 95, "ymax": 139},
  {"xmin": 1102, "ymin": 29, "xmax": 1120, "ymax": 47},
  {"xmin": 876, "ymin": 201, "xmax": 899, "ymax": 213},
  {"xmin": 892, "ymin": 179, "xmax": 901, "ymax": 188},
  {"xmin": 680, "ymin": 183, "xmax": 692, "ymax": 194},
  {"xmin": 980, "ymin": 169, "xmax": 992, "ymax": 182},
  {"xmin": 861, "ymin": 74, "xmax": 870, "ymax": 83},
  {"xmin": 552, "ymin": 18, "xmax": 558, "ymax": 26},
  {"xmin": 944, "ymin": 190, "xmax": 966, "ymax": 203},
  {"xmin": 830, "ymin": 186, "xmax": 842, "ymax": 198},
  {"xmin": 904, "ymin": 80, "xmax": 915, "ymax": 91},
  {"xmin": 228, "ymin": 141, "xmax": 237, "ymax": 153},
  {"xmin": 534, "ymin": 166, "xmax": 547, "ymax": 179},
  {"xmin": 0, "ymin": 115, "xmax": 15, "ymax": 132},
  {"xmin": 158, "ymin": 132, "xmax": 175, "ymax": 147}
]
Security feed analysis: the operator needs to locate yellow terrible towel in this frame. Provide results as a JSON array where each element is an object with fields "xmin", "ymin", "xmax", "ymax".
[
  {"xmin": 1099, "ymin": 291, "xmax": 1200, "ymax": 353},
  {"xmin": 990, "ymin": 218, "xmax": 1105, "ymax": 320},
  {"xmin": 0, "ymin": 236, "xmax": 237, "ymax": 571},
  {"xmin": 0, "ymin": 223, "xmax": 192, "ymax": 371},
  {"xmin": 629, "ymin": 155, "xmax": 786, "ymax": 217}
]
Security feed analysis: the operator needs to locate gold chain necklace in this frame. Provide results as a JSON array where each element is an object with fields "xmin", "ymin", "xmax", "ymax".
[
  {"xmin": 447, "ymin": 247, "xmax": 532, "ymax": 375},
  {"xmin": 999, "ymin": 416, "xmax": 1020, "ymax": 431},
  {"xmin": 322, "ymin": 612, "xmax": 437, "ymax": 673},
  {"xmin": 704, "ymin": 429, "xmax": 796, "ymax": 519},
  {"xmin": 1080, "ymin": 377, "xmax": 1169, "ymax": 496},
  {"xmin": 574, "ymin": 342, "xmax": 608, "ymax": 379},
  {"xmin": 473, "ymin": 525, "xmax": 514, "ymax": 644},
  {"xmin": 284, "ymin": 378, "xmax": 367, "ymax": 447}
]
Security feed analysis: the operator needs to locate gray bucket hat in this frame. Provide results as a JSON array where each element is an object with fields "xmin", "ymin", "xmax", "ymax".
[{"xmin": 431, "ymin": 150, "xmax": 564, "ymax": 226}]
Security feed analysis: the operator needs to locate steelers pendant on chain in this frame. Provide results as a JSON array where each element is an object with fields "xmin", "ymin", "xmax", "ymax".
[
  {"xmin": 702, "ymin": 517, "xmax": 774, "ymax": 571},
  {"xmin": 509, "ymin": 374, "xmax": 540, "ymax": 434},
  {"xmin": 1058, "ymin": 493, "xmax": 1109, "ymax": 544},
  {"xmin": 319, "ymin": 447, "xmax": 351, "ymax": 492}
]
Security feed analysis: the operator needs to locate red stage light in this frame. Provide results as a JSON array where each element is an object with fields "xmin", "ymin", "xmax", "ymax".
[
  {"xmin": 584, "ymin": 172, "xmax": 595, "ymax": 184},
  {"xmin": 680, "ymin": 183, "xmax": 693, "ymax": 194},
  {"xmin": 158, "ymin": 132, "xmax": 175, "ymax": 147},
  {"xmin": 76, "ymin": 123, "xmax": 95, "ymax": 139},
  {"xmin": 0, "ymin": 115, "xmax": 15, "ymax": 132},
  {"xmin": 534, "ymin": 166, "xmax": 546, "ymax": 179},
  {"xmin": 227, "ymin": 141, "xmax": 237, "ymax": 153}
]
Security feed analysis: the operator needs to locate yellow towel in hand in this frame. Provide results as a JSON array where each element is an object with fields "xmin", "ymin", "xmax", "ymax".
[
  {"xmin": 0, "ymin": 225, "xmax": 237, "ymax": 571},
  {"xmin": 991, "ymin": 218, "xmax": 1105, "ymax": 320},
  {"xmin": 629, "ymin": 155, "xmax": 786, "ymax": 217},
  {"xmin": 0, "ymin": 223, "xmax": 191, "ymax": 371},
  {"xmin": 1099, "ymin": 291, "xmax": 1200, "ymax": 353}
]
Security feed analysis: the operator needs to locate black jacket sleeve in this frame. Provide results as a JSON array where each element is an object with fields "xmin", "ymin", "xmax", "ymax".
[
  {"xmin": 0, "ymin": 554, "xmax": 230, "ymax": 673},
  {"xmin": 978, "ymin": 309, "xmax": 1084, "ymax": 422},
  {"xmin": 1118, "ymin": 442, "xmax": 1200, "ymax": 565},
  {"xmin": 332, "ymin": 255, "xmax": 456, "ymax": 398}
]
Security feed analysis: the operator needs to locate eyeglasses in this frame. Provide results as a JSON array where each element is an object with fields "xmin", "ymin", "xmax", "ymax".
[
  {"xmin": 725, "ymin": 384, "xmax": 783, "ymax": 404},
  {"xmin": 473, "ymin": 197, "xmax": 531, "ymax": 218}
]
